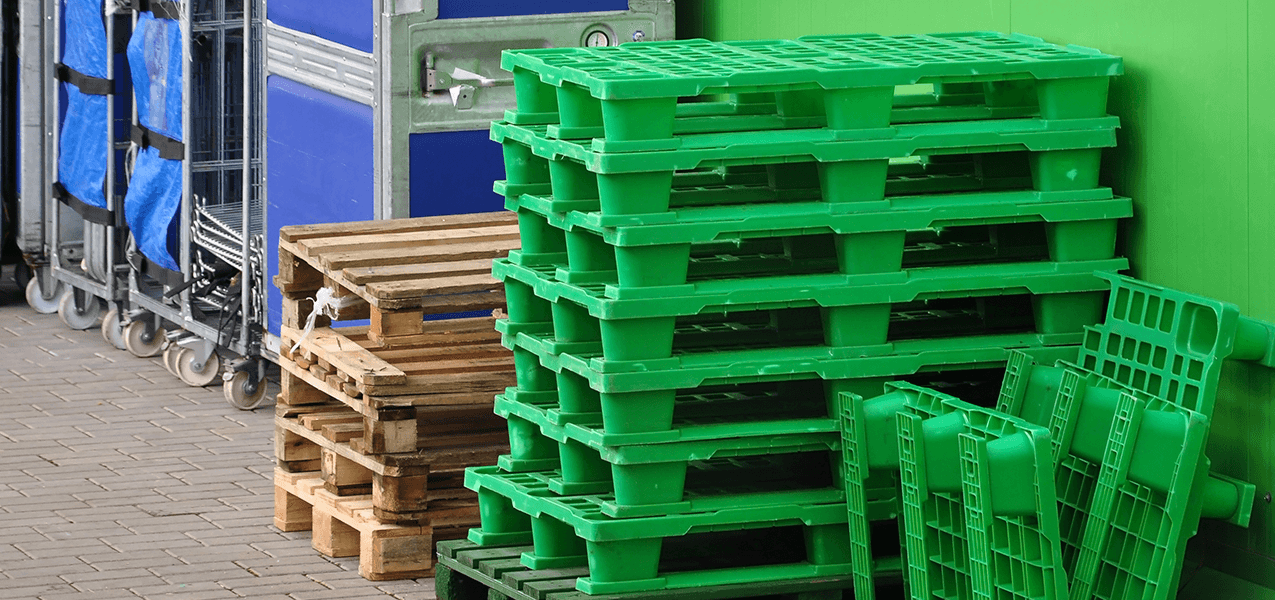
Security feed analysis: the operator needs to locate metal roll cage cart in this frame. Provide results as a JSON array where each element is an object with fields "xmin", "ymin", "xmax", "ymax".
[{"xmin": 123, "ymin": 0, "xmax": 268, "ymax": 409}]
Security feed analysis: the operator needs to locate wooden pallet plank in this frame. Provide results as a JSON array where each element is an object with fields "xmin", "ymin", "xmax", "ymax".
[
  {"xmin": 366, "ymin": 273, "xmax": 501, "ymax": 301},
  {"xmin": 299, "ymin": 225, "xmax": 521, "ymax": 257},
  {"xmin": 282, "ymin": 325, "xmax": 406, "ymax": 387},
  {"xmin": 343, "ymin": 258, "xmax": 496, "ymax": 286},
  {"xmin": 318, "ymin": 238, "xmax": 516, "ymax": 272},
  {"xmin": 280, "ymin": 212, "xmax": 515, "ymax": 244}
]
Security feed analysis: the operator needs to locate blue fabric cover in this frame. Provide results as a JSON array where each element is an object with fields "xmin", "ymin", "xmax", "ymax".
[
  {"xmin": 56, "ymin": 0, "xmax": 108, "ymax": 209},
  {"xmin": 265, "ymin": 76, "xmax": 374, "ymax": 335},
  {"xmin": 123, "ymin": 11, "xmax": 183, "ymax": 272}
]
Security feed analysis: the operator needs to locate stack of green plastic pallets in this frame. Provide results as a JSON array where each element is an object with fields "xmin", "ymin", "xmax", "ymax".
[
  {"xmin": 842, "ymin": 273, "xmax": 1275, "ymax": 600},
  {"xmin": 456, "ymin": 32, "xmax": 1137, "ymax": 599}
]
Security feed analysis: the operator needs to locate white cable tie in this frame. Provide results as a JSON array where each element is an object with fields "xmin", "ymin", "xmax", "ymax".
[{"xmin": 289, "ymin": 286, "xmax": 359, "ymax": 354}]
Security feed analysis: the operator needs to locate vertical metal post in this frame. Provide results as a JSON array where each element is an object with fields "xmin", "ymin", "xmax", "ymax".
[
  {"xmin": 239, "ymin": 0, "xmax": 251, "ymax": 348},
  {"xmin": 179, "ymin": 0, "xmax": 192, "ymax": 323},
  {"xmin": 46, "ymin": 0, "xmax": 60, "ymax": 279},
  {"xmin": 103, "ymin": 5, "xmax": 116, "ymax": 303}
]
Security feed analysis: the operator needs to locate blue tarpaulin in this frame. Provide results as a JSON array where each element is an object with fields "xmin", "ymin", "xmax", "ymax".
[
  {"xmin": 56, "ymin": 0, "xmax": 108, "ymax": 210},
  {"xmin": 123, "ymin": 10, "xmax": 183, "ymax": 272}
]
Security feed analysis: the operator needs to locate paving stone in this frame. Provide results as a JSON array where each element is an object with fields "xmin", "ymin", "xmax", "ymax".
[{"xmin": 0, "ymin": 287, "xmax": 418, "ymax": 599}]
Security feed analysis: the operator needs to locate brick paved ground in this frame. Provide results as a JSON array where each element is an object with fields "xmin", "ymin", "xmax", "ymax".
[{"xmin": 0, "ymin": 269, "xmax": 437, "ymax": 600}]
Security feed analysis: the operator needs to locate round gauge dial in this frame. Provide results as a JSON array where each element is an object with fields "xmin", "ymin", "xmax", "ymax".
[{"xmin": 586, "ymin": 30, "xmax": 611, "ymax": 47}]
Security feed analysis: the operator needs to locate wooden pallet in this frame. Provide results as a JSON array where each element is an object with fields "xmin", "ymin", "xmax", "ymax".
[
  {"xmin": 275, "ymin": 212, "xmax": 519, "ymax": 346},
  {"xmin": 276, "ymin": 404, "xmax": 506, "ymax": 523},
  {"xmin": 276, "ymin": 320, "xmax": 514, "ymax": 454},
  {"xmin": 275, "ymin": 469, "xmax": 473, "ymax": 581}
]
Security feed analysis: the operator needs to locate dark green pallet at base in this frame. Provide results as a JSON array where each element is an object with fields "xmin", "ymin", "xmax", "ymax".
[{"xmin": 436, "ymin": 539, "xmax": 907, "ymax": 600}]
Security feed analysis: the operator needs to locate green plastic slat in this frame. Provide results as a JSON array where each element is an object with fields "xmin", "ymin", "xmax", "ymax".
[
  {"xmin": 995, "ymin": 353, "xmax": 1257, "ymax": 600},
  {"xmin": 503, "ymin": 34, "xmax": 1120, "ymax": 101},
  {"xmin": 889, "ymin": 382, "xmax": 1067, "ymax": 600},
  {"xmin": 491, "ymin": 117, "xmax": 1118, "ymax": 174},
  {"xmin": 1075, "ymin": 272, "xmax": 1275, "ymax": 415},
  {"xmin": 464, "ymin": 465, "xmax": 856, "ymax": 595},
  {"xmin": 504, "ymin": 187, "xmax": 1128, "ymax": 245}
]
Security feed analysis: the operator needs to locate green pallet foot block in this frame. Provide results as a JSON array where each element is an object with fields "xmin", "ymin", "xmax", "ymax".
[
  {"xmin": 1076, "ymin": 273, "xmax": 1275, "ymax": 414},
  {"xmin": 501, "ymin": 413, "xmax": 560, "ymax": 474},
  {"xmin": 886, "ymin": 382, "xmax": 1068, "ymax": 600},
  {"xmin": 490, "ymin": 117, "xmax": 1118, "ymax": 219},
  {"xmin": 465, "ymin": 466, "xmax": 865, "ymax": 595},
  {"xmin": 502, "ymin": 33, "xmax": 1120, "ymax": 145},
  {"xmin": 995, "ymin": 353, "xmax": 1257, "ymax": 600}
]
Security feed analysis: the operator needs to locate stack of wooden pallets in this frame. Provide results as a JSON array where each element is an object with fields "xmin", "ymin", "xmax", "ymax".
[{"xmin": 270, "ymin": 212, "xmax": 519, "ymax": 580}]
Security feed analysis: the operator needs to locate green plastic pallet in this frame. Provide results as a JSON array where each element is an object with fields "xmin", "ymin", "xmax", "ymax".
[
  {"xmin": 503, "ymin": 92, "xmax": 1045, "ymax": 144},
  {"xmin": 1075, "ymin": 272, "xmax": 1275, "ymax": 415},
  {"xmin": 996, "ymin": 354, "xmax": 1255, "ymax": 600},
  {"xmin": 497, "ymin": 254, "xmax": 1123, "ymax": 366},
  {"xmin": 505, "ymin": 186, "xmax": 1127, "ymax": 245},
  {"xmin": 892, "ymin": 382, "xmax": 1067, "ymax": 600},
  {"xmin": 465, "ymin": 465, "xmax": 856, "ymax": 595},
  {"xmin": 498, "ymin": 247, "xmax": 1124, "ymax": 318},
  {"xmin": 500, "ymin": 155, "xmax": 1045, "ymax": 218},
  {"xmin": 435, "ymin": 538, "xmax": 901, "ymax": 600},
  {"xmin": 494, "ymin": 388, "xmax": 839, "ymax": 515},
  {"xmin": 508, "ymin": 187, "xmax": 1128, "ymax": 299},
  {"xmin": 502, "ymin": 33, "xmax": 1119, "ymax": 149},
  {"xmin": 493, "ymin": 118, "xmax": 1118, "ymax": 220},
  {"xmin": 501, "ymin": 324, "xmax": 1079, "ymax": 437}
]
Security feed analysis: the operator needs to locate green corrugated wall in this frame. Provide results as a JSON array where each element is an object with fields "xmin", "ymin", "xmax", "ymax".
[{"xmin": 679, "ymin": 0, "xmax": 1275, "ymax": 588}]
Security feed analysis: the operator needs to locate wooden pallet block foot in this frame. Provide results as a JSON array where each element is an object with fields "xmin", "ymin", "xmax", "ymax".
[
  {"xmin": 275, "ymin": 469, "xmax": 451, "ymax": 581},
  {"xmin": 275, "ymin": 486, "xmax": 313, "ymax": 532}
]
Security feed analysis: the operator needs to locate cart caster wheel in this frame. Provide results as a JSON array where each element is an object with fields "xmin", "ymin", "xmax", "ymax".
[
  {"xmin": 223, "ymin": 370, "xmax": 267, "ymax": 410},
  {"xmin": 58, "ymin": 290, "xmax": 103, "ymax": 330},
  {"xmin": 162, "ymin": 343, "xmax": 181, "ymax": 377},
  {"xmin": 174, "ymin": 347, "xmax": 222, "ymax": 387},
  {"xmin": 123, "ymin": 320, "xmax": 166, "ymax": 358},
  {"xmin": 101, "ymin": 308, "xmax": 127, "ymax": 350},
  {"xmin": 25, "ymin": 277, "xmax": 64, "ymax": 314}
]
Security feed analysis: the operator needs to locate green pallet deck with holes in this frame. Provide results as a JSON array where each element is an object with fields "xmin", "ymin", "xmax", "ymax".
[{"xmin": 501, "ymin": 33, "xmax": 1121, "ymax": 152}]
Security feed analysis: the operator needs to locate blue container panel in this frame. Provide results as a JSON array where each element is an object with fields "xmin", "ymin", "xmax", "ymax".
[
  {"xmin": 267, "ymin": 1, "xmax": 629, "ymax": 52},
  {"xmin": 267, "ymin": 0, "xmax": 375, "ymax": 53},
  {"xmin": 408, "ymin": 130, "xmax": 507, "ymax": 218},
  {"xmin": 437, "ymin": 0, "xmax": 631, "ymax": 19},
  {"xmin": 266, "ymin": 76, "xmax": 375, "ymax": 336}
]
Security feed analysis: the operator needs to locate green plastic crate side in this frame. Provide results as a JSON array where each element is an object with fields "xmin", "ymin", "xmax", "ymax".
[{"xmin": 1076, "ymin": 273, "xmax": 1275, "ymax": 415}]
